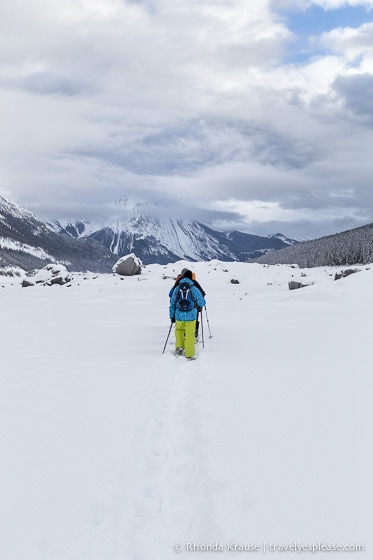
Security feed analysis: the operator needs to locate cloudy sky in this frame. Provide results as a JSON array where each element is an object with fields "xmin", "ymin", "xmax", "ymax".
[{"xmin": 1, "ymin": 0, "xmax": 373, "ymax": 239}]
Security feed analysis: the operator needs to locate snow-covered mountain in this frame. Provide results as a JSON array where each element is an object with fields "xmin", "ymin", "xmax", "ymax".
[
  {"xmin": 224, "ymin": 230, "xmax": 297, "ymax": 255},
  {"xmin": 0, "ymin": 195, "xmax": 116, "ymax": 272},
  {"xmin": 49, "ymin": 198, "xmax": 297, "ymax": 265},
  {"xmin": 0, "ymin": 194, "xmax": 299, "ymax": 271},
  {"xmin": 267, "ymin": 232, "xmax": 298, "ymax": 245}
]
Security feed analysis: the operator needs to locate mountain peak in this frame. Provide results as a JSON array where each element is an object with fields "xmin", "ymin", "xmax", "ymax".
[
  {"xmin": 0, "ymin": 196, "xmax": 116, "ymax": 272},
  {"xmin": 114, "ymin": 197, "xmax": 159, "ymax": 215},
  {"xmin": 268, "ymin": 233, "xmax": 298, "ymax": 245},
  {"xmin": 0, "ymin": 195, "xmax": 37, "ymax": 222}
]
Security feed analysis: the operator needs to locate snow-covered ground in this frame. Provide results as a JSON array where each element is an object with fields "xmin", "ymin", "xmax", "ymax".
[{"xmin": 0, "ymin": 261, "xmax": 372, "ymax": 559}]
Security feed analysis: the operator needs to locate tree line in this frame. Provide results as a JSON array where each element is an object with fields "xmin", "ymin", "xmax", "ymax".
[{"xmin": 253, "ymin": 223, "xmax": 373, "ymax": 268}]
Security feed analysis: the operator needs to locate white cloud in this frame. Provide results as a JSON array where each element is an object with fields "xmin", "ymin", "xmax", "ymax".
[
  {"xmin": 318, "ymin": 22, "xmax": 373, "ymax": 62},
  {"xmin": 0, "ymin": 0, "xmax": 373, "ymax": 239}
]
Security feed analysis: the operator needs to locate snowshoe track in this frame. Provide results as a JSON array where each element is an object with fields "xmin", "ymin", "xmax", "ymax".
[{"xmin": 114, "ymin": 352, "xmax": 222, "ymax": 559}]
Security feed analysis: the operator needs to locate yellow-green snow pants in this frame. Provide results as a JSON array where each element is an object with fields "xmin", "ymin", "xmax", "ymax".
[{"xmin": 175, "ymin": 320, "xmax": 196, "ymax": 358}]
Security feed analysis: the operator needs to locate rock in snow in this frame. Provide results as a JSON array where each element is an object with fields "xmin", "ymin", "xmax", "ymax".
[
  {"xmin": 112, "ymin": 253, "xmax": 143, "ymax": 276},
  {"xmin": 22, "ymin": 264, "xmax": 71, "ymax": 287},
  {"xmin": 288, "ymin": 279, "xmax": 315, "ymax": 290}
]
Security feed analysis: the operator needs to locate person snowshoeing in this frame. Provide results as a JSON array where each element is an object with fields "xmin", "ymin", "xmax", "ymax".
[
  {"xmin": 169, "ymin": 269, "xmax": 206, "ymax": 299},
  {"xmin": 169, "ymin": 268, "xmax": 206, "ymax": 340},
  {"xmin": 169, "ymin": 269, "xmax": 206, "ymax": 360}
]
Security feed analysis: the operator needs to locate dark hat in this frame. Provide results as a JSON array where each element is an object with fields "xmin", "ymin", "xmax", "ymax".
[{"xmin": 183, "ymin": 269, "xmax": 193, "ymax": 280}]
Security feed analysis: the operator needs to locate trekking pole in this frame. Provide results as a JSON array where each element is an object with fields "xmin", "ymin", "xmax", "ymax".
[
  {"xmin": 200, "ymin": 308, "xmax": 205, "ymax": 349},
  {"xmin": 204, "ymin": 306, "xmax": 213, "ymax": 338},
  {"xmin": 162, "ymin": 323, "xmax": 173, "ymax": 354}
]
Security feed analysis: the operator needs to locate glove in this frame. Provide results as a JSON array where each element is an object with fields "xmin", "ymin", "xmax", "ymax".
[{"xmin": 170, "ymin": 317, "xmax": 175, "ymax": 324}]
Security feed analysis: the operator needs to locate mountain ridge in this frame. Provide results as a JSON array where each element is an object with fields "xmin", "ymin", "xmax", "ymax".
[
  {"xmin": 47, "ymin": 197, "xmax": 297, "ymax": 265},
  {"xmin": 49, "ymin": 217, "xmax": 297, "ymax": 265},
  {"xmin": 1, "ymin": 194, "xmax": 297, "ymax": 270},
  {"xmin": 3, "ymin": 194, "xmax": 373, "ymax": 270},
  {"xmin": 0, "ymin": 196, "xmax": 116, "ymax": 273}
]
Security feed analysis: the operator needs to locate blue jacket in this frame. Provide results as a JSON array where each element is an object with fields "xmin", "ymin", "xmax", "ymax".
[{"xmin": 169, "ymin": 278, "xmax": 206, "ymax": 322}]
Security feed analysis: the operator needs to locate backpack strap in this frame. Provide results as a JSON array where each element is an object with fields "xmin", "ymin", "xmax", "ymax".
[
  {"xmin": 176, "ymin": 281, "xmax": 196, "ymax": 310},
  {"xmin": 179, "ymin": 281, "xmax": 196, "ymax": 299}
]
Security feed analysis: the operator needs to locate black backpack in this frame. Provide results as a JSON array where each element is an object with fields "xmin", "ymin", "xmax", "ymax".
[{"xmin": 175, "ymin": 281, "xmax": 196, "ymax": 312}]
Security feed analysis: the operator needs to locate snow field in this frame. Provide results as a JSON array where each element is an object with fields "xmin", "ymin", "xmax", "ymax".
[{"xmin": 0, "ymin": 261, "xmax": 372, "ymax": 559}]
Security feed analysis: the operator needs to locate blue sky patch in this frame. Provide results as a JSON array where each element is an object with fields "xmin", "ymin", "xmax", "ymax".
[
  {"xmin": 286, "ymin": 4, "xmax": 373, "ymax": 35},
  {"xmin": 278, "ymin": 4, "xmax": 373, "ymax": 64}
]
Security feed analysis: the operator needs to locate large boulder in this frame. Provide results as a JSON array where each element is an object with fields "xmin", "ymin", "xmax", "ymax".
[
  {"xmin": 22, "ymin": 264, "xmax": 71, "ymax": 287},
  {"xmin": 113, "ymin": 253, "xmax": 142, "ymax": 276}
]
